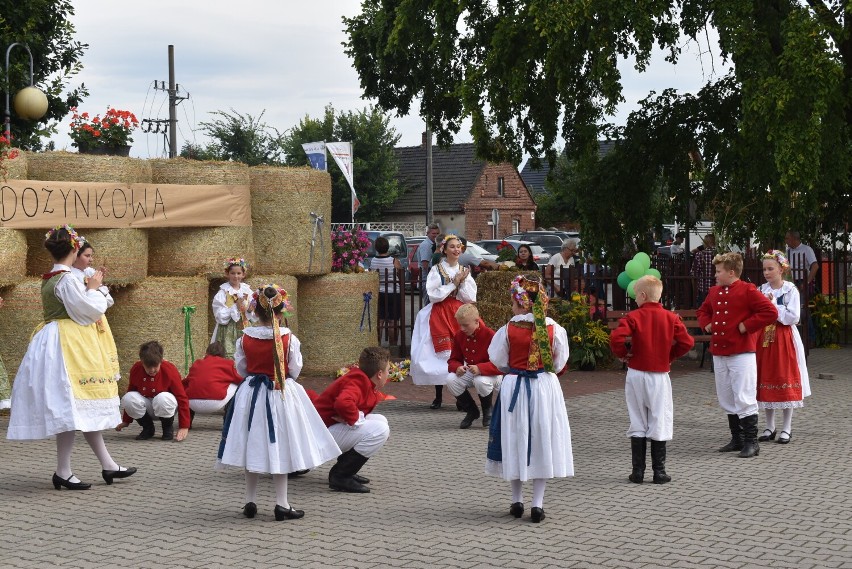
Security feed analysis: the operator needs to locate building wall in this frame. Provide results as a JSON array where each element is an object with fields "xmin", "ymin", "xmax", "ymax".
[{"xmin": 463, "ymin": 164, "xmax": 537, "ymax": 240}]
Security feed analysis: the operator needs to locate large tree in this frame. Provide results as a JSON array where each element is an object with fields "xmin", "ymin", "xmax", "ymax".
[
  {"xmin": 282, "ymin": 104, "xmax": 402, "ymax": 222},
  {"xmin": 344, "ymin": 1, "xmax": 852, "ymax": 250},
  {"xmin": 0, "ymin": 0, "xmax": 88, "ymax": 150},
  {"xmin": 193, "ymin": 109, "xmax": 287, "ymax": 166}
]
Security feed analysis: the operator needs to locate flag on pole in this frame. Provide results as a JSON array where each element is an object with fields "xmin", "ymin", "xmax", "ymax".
[
  {"xmin": 302, "ymin": 141, "xmax": 327, "ymax": 171},
  {"xmin": 326, "ymin": 141, "xmax": 359, "ymax": 216}
]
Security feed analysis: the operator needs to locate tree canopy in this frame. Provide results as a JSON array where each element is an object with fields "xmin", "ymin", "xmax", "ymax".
[
  {"xmin": 187, "ymin": 109, "xmax": 287, "ymax": 166},
  {"xmin": 0, "ymin": 0, "xmax": 88, "ymax": 150},
  {"xmin": 345, "ymin": 1, "xmax": 852, "ymax": 252}
]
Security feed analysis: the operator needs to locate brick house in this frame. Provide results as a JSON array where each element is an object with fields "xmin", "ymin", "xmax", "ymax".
[{"xmin": 385, "ymin": 139, "xmax": 537, "ymax": 239}]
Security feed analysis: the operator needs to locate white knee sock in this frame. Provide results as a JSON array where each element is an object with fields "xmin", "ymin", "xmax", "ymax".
[
  {"xmin": 763, "ymin": 409, "xmax": 776, "ymax": 432},
  {"xmin": 273, "ymin": 474, "xmax": 289, "ymax": 509},
  {"xmin": 55, "ymin": 431, "xmax": 76, "ymax": 480},
  {"xmin": 245, "ymin": 471, "xmax": 259, "ymax": 503},
  {"xmin": 511, "ymin": 479, "xmax": 523, "ymax": 503},
  {"xmin": 532, "ymin": 479, "xmax": 547, "ymax": 509},
  {"xmin": 782, "ymin": 408, "xmax": 794, "ymax": 434},
  {"xmin": 83, "ymin": 431, "xmax": 119, "ymax": 471}
]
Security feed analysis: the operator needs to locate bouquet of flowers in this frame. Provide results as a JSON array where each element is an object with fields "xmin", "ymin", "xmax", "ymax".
[
  {"xmin": 69, "ymin": 107, "xmax": 139, "ymax": 149},
  {"xmin": 331, "ymin": 226, "xmax": 371, "ymax": 273},
  {"xmin": 388, "ymin": 359, "xmax": 410, "ymax": 382}
]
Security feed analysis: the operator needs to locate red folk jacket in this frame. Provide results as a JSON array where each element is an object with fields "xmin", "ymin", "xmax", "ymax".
[
  {"xmin": 447, "ymin": 320, "xmax": 501, "ymax": 376},
  {"xmin": 697, "ymin": 279, "xmax": 778, "ymax": 356},
  {"xmin": 609, "ymin": 302, "xmax": 694, "ymax": 372},
  {"xmin": 182, "ymin": 355, "xmax": 243, "ymax": 400},
  {"xmin": 312, "ymin": 368, "xmax": 380, "ymax": 427},
  {"xmin": 124, "ymin": 360, "xmax": 191, "ymax": 428}
]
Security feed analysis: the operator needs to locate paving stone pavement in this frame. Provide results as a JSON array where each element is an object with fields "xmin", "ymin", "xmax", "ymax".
[{"xmin": 1, "ymin": 348, "xmax": 850, "ymax": 568}]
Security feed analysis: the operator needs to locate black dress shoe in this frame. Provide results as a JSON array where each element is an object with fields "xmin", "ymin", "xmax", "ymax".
[
  {"xmin": 287, "ymin": 469, "xmax": 310, "ymax": 479},
  {"xmin": 509, "ymin": 502, "xmax": 524, "ymax": 518},
  {"xmin": 429, "ymin": 398, "xmax": 442, "ymax": 409},
  {"xmin": 52, "ymin": 473, "xmax": 91, "ymax": 490},
  {"xmin": 758, "ymin": 429, "xmax": 776, "ymax": 442},
  {"xmin": 102, "ymin": 466, "xmax": 138, "ymax": 485},
  {"xmin": 274, "ymin": 505, "xmax": 305, "ymax": 520},
  {"xmin": 530, "ymin": 507, "xmax": 546, "ymax": 523},
  {"xmin": 243, "ymin": 502, "xmax": 257, "ymax": 518},
  {"xmin": 777, "ymin": 430, "xmax": 792, "ymax": 444},
  {"xmin": 352, "ymin": 473, "xmax": 370, "ymax": 485}
]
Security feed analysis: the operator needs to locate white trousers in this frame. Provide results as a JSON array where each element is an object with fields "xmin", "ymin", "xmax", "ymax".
[
  {"xmin": 624, "ymin": 368, "xmax": 673, "ymax": 441},
  {"xmin": 446, "ymin": 373, "xmax": 501, "ymax": 397},
  {"xmin": 189, "ymin": 384, "xmax": 238, "ymax": 414},
  {"xmin": 713, "ymin": 353, "xmax": 758, "ymax": 417},
  {"xmin": 327, "ymin": 413, "xmax": 389, "ymax": 458},
  {"xmin": 121, "ymin": 391, "xmax": 177, "ymax": 419}
]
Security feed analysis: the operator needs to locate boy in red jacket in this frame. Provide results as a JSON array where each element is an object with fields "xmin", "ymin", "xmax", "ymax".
[
  {"xmin": 312, "ymin": 347, "xmax": 391, "ymax": 494},
  {"xmin": 117, "ymin": 341, "xmax": 191, "ymax": 442},
  {"xmin": 183, "ymin": 341, "xmax": 244, "ymax": 426},
  {"xmin": 447, "ymin": 304, "xmax": 503, "ymax": 429},
  {"xmin": 697, "ymin": 252, "xmax": 778, "ymax": 458},
  {"xmin": 610, "ymin": 276, "xmax": 694, "ymax": 484}
]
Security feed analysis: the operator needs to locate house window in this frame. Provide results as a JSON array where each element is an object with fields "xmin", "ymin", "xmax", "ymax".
[
  {"xmin": 497, "ymin": 177, "xmax": 504, "ymax": 196},
  {"xmin": 512, "ymin": 219, "xmax": 519, "ymax": 234}
]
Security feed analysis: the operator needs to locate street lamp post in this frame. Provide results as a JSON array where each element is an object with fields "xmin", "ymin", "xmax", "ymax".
[{"xmin": 4, "ymin": 42, "xmax": 48, "ymax": 141}]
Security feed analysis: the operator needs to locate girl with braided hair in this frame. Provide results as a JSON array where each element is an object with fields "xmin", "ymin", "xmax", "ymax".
[
  {"xmin": 485, "ymin": 274, "xmax": 573, "ymax": 523},
  {"xmin": 216, "ymin": 285, "xmax": 340, "ymax": 521}
]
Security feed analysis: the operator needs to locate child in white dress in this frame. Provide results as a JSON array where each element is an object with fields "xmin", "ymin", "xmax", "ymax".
[{"xmin": 211, "ymin": 258, "xmax": 257, "ymax": 358}]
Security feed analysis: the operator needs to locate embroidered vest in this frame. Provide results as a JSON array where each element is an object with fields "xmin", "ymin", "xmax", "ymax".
[
  {"xmin": 242, "ymin": 334, "xmax": 290, "ymax": 378},
  {"xmin": 41, "ymin": 273, "xmax": 71, "ymax": 322},
  {"xmin": 507, "ymin": 321, "xmax": 555, "ymax": 370}
]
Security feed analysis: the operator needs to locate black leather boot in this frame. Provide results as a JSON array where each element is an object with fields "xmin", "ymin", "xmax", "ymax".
[
  {"xmin": 135, "ymin": 413, "xmax": 155, "ymax": 440},
  {"xmin": 738, "ymin": 414, "xmax": 760, "ymax": 458},
  {"xmin": 628, "ymin": 437, "xmax": 646, "ymax": 483},
  {"xmin": 650, "ymin": 440, "xmax": 671, "ymax": 484},
  {"xmin": 718, "ymin": 414, "xmax": 743, "ymax": 452},
  {"xmin": 430, "ymin": 385, "xmax": 443, "ymax": 409},
  {"xmin": 479, "ymin": 393, "xmax": 493, "ymax": 427},
  {"xmin": 160, "ymin": 415, "xmax": 175, "ymax": 441},
  {"xmin": 457, "ymin": 390, "xmax": 480, "ymax": 429},
  {"xmin": 329, "ymin": 449, "xmax": 370, "ymax": 493}
]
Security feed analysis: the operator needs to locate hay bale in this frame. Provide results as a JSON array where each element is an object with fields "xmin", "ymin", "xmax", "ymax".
[
  {"xmin": 250, "ymin": 166, "xmax": 332, "ymax": 276},
  {"xmin": 207, "ymin": 274, "xmax": 299, "ymax": 338},
  {"xmin": 23, "ymin": 228, "xmax": 147, "ymax": 285},
  {"xmin": 477, "ymin": 300, "xmax": 514, "ymax": 332},
  {"xmin": 109, "ymin": 277, "xmax": 209, "ymax": 392},
  {"xmin": 147, "ymin": 159, "xmax": 254, "ymax": 278},
  {"xmin": 0, "ymin": 229, "xmax": 27, "ymax": 286},
  {"xmin": 27, "ymin": 151, "xmax": 152, "ymax": 184},
  {"xmin": 475, "ymin": 270, "xmax": 532, "ymax": 305},
  {"xmin": 0, "ymin": 279, "xmax": 43, "ymax": 382},
  {"xmin": 298, "ymin": 272, "xmax": 378, "ymax": 374},
  {"xmin": 3, "ymin": 150, "xmax": 27, "ymax": 180}
]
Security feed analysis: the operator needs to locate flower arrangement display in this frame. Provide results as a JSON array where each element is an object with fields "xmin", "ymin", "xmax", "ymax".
[
  {"xmin": 331, "ymin": 226, "xmax": 370, "ymax": 273},
  {"xmin": 0, "ymin": 133, "xmax": 20, "ymax": 180},
  {"xmin": 549, "ymin": 292, "xmax": 612, "ymax": 370},
  {"xmin": 809, "ymin": 293, "xmax": 841, "ymax": 348},
  {"xmin": 69, "ymin": 106, "xmax": 139, "ymax": 150}
]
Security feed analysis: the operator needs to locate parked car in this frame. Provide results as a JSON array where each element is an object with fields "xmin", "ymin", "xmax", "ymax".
[
  {"xmin": 406, "ymin": 242, "xmax": 421, "ymax": 289},
  {"xmin": 505, "ymin": 231, "xmax": 580, "ymax": 256},
  {"xmin": 463, "ymin": 241, "xmax": 498, "ymax": 263},
  {"xmin": 363, "ymin": 231, "xmax": 409, "ymax": 274},
  {"xmin": 475, "ymin": 239, "xmax": 551, "ymax": 264}
]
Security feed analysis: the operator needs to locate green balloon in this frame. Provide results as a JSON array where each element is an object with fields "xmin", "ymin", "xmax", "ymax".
[
  {"xmin": 625, "ymin": 259, "xmax": 644, "ymax": 280},
  {"xmin": 627, "ymin": 280, "xmax": 637, "ymax": 299},
  {"xmin": 617, "ymin": 271, "xmax": 632, "ymax": 290},
  {"xmin": 645, "ymin": 268, "xmax": 662, "ymax": 279},
  {"xmin": 634, "ymin": 251, "xmax": 652, "ymax": 270}
]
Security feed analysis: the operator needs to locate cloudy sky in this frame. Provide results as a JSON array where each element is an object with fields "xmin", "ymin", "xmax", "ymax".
[{"xmin": 48, "ymin": 1, "xmax": 727, "ymax": 164}]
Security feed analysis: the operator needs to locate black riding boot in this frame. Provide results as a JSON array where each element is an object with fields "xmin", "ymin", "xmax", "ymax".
[
  {"xmin": 135, "ymin": 413, "xmax": 156, "ymax": 440},
  {"xmin": 160, "ymin": 415, "xmax": 175, "ymax": 441},
  {"xmin": 457, "ymin": 390, "xmax": 480, "ymax": 429},
  {"xmin": 430, "ymin": 385, "xmax": 443, "ymax": 409},
  {"xmin": 650, "ymin": 440, "xmax": 671, "ymax": 484},
  {"xmin": 738, "ymin": 414, "xmax": 760, "ymax": 458},
  {"xmin": 628, "ymin": 437, "xmax": 646, "ymax": 483},
  {"xmin": 479, "ymin": 393, "xmax": 493, "ymax": 427},
  {"xmin": 718, "ymin": 414, "xmax": 743, "ymax": 452},
  {"xmin": 328, "ymin": 449, "xmax": 371, "ymax": 493}
]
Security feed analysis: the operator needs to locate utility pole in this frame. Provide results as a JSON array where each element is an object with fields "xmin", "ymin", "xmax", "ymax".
[
  {"xmin": 146, "ymin": 45, "xmax": 188, "ymax": 158},
  {"xmin": 425, "ymin": 123, "xmax": 433, "ymax": 225}
]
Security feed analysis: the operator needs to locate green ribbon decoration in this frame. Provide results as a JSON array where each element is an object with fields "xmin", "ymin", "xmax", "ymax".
[{"xmin": 182, "ymin": 305, "xmax": 197, "ymax": 375}]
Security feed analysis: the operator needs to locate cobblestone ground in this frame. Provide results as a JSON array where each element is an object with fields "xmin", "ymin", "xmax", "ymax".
[{"xmin": 1, "ymin": 349, "xmax": 850, "ymax": 568}]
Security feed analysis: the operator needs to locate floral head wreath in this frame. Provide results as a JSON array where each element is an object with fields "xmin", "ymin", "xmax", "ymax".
[
  {"xmin": 440, "ymin": 234, "xmax": 465, "ymax": 253},
  {"xmin": 509, "ymin": 274, "xmax": 553, "ymax": 372},
  {"xmin": 45, "ymin": 224, "xmax": 86, "ymax": 252},
  {"xmin": 509, "ymin": 274, "xmax": 548, "ymax": 311},
  {"xmin": 761, "ymin": 249, "xmax": 790, "ymax": 271},
  {"xmin": 224, "ymin": 257, "xmax": 249, "ymax": 271},
  {"xmin": 249, "ymin": 284, "xmax": 292, "ymax": 316}
]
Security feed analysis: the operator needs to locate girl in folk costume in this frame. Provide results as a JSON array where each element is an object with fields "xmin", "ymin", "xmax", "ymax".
[
  {"xmin": 756, "ymin": 250, "xmax": 811, "ymax": 444},
  {"xmin": 211, "ymin": 258, "xmax": 257, "ymax": 359},
  {"xmin": 7, "ymin": 226, "xmax": 136, "ymax": 489},
  {"xmin": 410, "ymin": 234, "xmax": 478, "ymax": 409},
  {"xmin": 216, "ymin": 285, "xmax": 340, "ymax": 521},
  {"xmin": 0, "ymin": 295, "xmax": 9, "ymax": 409},
  {"xmin": 486, "ymin": 275, "xmax": 573, "ymax": 523}
]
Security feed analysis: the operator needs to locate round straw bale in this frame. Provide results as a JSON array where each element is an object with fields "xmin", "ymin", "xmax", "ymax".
[
  {"xmin": 297, "ymin": 272, "xmax": 379, "ymax": 374},
  {"xmin": 0, "ymin": 279, "xmax": 43, "ymax": 382},
  {"xmin": 109, "ymin": 277, "xmax": 209, "ymax": 392},
  {"xmin": 0, "ymin": 229, "xmax": 27, "ymax": 286},
  {"xmin": 250, "ymin": 166, "xmax": 332, "ymax": 276},
  {"xmin": 149, "ymin": 157, "xmax": 249, "ymax": 185},
  {"xmin": 475, "ymin": 270, "xmax": 532, "ymax": 305},
  {"xmin": 3, "ymin": 150, "xmax": 27, "ymax": 180},
  {"xmin": 476, "ymin": 300, "xmax": 514, "ymax": 332},
  {"xmin": 26, "ymin": 151, "xmax": 152, "ymax": 184},
  {"xmin": 23, "ymin": 228, "xmax": 147, "ymax": 285}
]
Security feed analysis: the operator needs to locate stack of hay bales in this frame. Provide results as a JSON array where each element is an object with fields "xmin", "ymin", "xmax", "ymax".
[
  {"xmin": 475, "ymin": 270, "xmax": 532, "ymax": 331},
  {"xmin": 0, "ymin": 278, "xmax": 44, "ymax": 379},
  {"xmin": 298, "ymin": 272, "xmax": 378, "ymax": 373},
  {"xmin": 27, "ymin": 151, "xmax": 152, "ymax": 185},
  {"xmin": 249, "ymin": 166, "xmax": 332, "ymax": 276},
  {"xmin": 147, "ymin": 158, "xmax": 254, "ymax": 278},
  {"xmin": 0, "ymin": 229, "xmax": 27, "ymax": 287}
]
